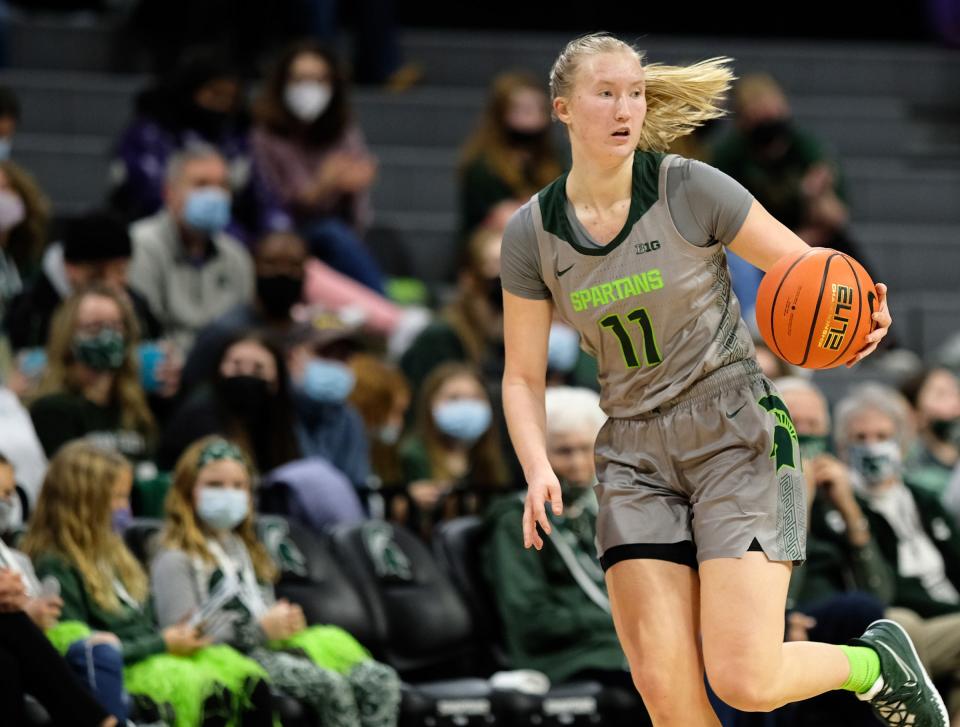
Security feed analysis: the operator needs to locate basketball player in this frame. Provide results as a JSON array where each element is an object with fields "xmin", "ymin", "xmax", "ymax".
[{"xmin": 500, "ymin": 33, "xmax": 943, "ymax": 726}]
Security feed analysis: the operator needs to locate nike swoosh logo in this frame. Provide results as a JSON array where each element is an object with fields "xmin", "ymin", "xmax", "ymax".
[
  {"xmin": 876, "ymin": 641, "xmax": 919, "ymax": 689},
  {"xmin": 726, "ymin": 403, "xmax": 747, "ymax": 419},
  {"xmin": 557, "ymin": 264, "xmax": 575, "ymax": 278},
  {"xmin": 867, "ymin": 290, "xmax": 878, "ymax": 330}
]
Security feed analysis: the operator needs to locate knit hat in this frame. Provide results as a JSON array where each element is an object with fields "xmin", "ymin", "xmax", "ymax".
[{"xmin": 62, "ymin": 211, "xmax": 132, "ymax": 263}]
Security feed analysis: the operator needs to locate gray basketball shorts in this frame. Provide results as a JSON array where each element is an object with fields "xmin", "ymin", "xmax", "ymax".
[{"xmin": 594, "ymin": 360, "xmax": 807, "ymax": 571}]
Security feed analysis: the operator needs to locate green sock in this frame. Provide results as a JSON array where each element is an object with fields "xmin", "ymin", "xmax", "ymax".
[{"xmin": 839, "ymin": 645, "xmax": 881, "ymax": 693}]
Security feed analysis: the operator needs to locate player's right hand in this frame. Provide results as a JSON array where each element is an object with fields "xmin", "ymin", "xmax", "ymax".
[{"xmin": 523, "ymin": 472, "xmax": 563, "ymax": 551}]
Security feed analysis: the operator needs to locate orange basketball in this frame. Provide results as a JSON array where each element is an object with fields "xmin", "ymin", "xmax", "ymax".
[{"xmin": 755, "ymin": 248, "xmax": 878, "ymax": 369}]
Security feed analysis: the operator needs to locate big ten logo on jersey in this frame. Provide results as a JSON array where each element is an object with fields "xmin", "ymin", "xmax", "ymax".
[
  {"xmin": 634, "ymin": 240, "xmax": 660, "ymax": 255},
  {"xmin": 819, "ymin": 283, "xmax": 854, "ymax": 351}
]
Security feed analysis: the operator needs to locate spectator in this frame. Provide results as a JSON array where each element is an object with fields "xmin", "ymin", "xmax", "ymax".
[
  {"xmin": 398, "ymin": 362, "xmax": 508, "ymax": 537},
  {"xmin": 0, "ymin": 161, "xmax": 50, "ymax": 319},
  {"xmin": 110, "ymin": 47, "xmax": 286, "ymax": 240},
  {"xmin": 710, "ymin": 74, "xmax": 865, "ymax": 318},
  {"xmin": 458, "ymin": 71, "xmax": 563, "ymax": 246},
  {"xmin": 348, "ymin": 354, "xmax": 411, "ymax": 487},
  {"xmin": 0, "ymin": 602, "xmax": 116, "ymax": 727},
  {"xmin": 5, "ymin": 211, "xmax": 158, "ymax": 352},
  {"xmin": 22, "ymin": 440, "xmax": 274, "ymax": 726},
  {"xmin": 286, "ymin": 323, "xmax": 370, "ymax": 491},
  {"xmin": 482, "ymin": 387, "xmax": 638, "ymax": 685},
  {"xmin": 0, "ymin": 388, "xmax": 46, "ymax": 511},
  {"xmin": 252, "ymin": 41, "xmax": 383, "ymax": 292},
  {"xmin": 400, "ymin": 225, "xmax": 505, "ymax": 400},
  {"xmin": 152, "ymin": 436, "xmax": 401, "ymax": 727},
  {"xmin": 158, "ymin": 330, "xmax": 300, "ymax": 473},
  {"xmin": 0, "ymin": 85, "xmax": 20, "ymax": 160},
  {"xmin": 29, "ymin": 285, "xmax": 156, "ymax": 463},
  {"xmin": 182, "ymin": 230, "xmax": 308, "ymax": 392},
  {"xmin": 834, "ymin": 383, "xmax": 960, "ymax": 719},
  {"xmin": 900, "ymin": 367, "xmax": 960, "ymax": 497},
  {"xmin": 0, "ymin": 453, "xmax": 136, "ymax": 723},
  {"xmin": 128, "ymin": 145, "xmax": 255, "ymax": 353},
  {"xmin": 778, "ymin": 378, "xmax": 895, "ymax": 726}
]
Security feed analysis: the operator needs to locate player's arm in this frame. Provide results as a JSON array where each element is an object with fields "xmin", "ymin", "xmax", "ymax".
[
  {"xmin": 729, "ymin": 199, "xmax": 891, "ymax": 365},
  {"xmin": 727, "ymin": 199, "xmax": 809, "ymax": 272},
  {"xmin": 502, "ymin": 289, "xmax": 563, "ymax": 551}
]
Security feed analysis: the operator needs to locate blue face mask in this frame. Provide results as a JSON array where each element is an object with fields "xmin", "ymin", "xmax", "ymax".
[
  {"xmin": 0, "ymin": 138, "xmax": 12, "ymax": 161},
  {"xmin": 299, "ymin": 358, "xmax": 356, "ymax": 404},
  {"xmin": 183, "ymin": 187, "xmax": 231, "ymax": 234},
  {"xmin": 432, "ymin": 399, "xmax": 492, "ymax": 443},
  {"xmin": 196, "ymin": 487, "xmax": 249, "ymax": 531},
  {"xmin": 111, "ymin": 506, "xmax": 133, "ymax": 534},
  {"xmin": 547, "ymin": 322, "xmax": 581, "ymax": 373}
]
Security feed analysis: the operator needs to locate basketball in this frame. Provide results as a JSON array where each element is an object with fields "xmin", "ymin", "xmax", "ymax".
[{"xmin": 755, "ymin": 248, "xmax": 878, "ymax": 369}]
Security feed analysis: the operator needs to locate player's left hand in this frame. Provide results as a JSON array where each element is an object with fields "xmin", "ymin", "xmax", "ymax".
[{"xmin": 846, "ymin": 283, "xmax": 891, "ymax": 367}]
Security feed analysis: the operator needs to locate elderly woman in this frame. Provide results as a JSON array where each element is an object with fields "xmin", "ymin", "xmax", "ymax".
[
  {"xmin": 482, "ymin": 387, "xmax": 635, "ymax": 690},
  {"xmin": 834, "ymin": 383, "xmax": 960, "ymax": 720}
]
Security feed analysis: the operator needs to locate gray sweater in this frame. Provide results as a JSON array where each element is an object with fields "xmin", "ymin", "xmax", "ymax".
[
  {"xmin": 150, "ymin": 535, "xmax": 275, "ymax": 651},
  {"xmin": 128, "ymin": 211, "xmax": 255, "ymax": 353}
]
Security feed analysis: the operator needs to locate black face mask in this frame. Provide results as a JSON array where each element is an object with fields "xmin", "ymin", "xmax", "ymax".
[
  {"xmin": 256, "ymin": 274, "xmax": 303, "ymax": 318},
  {"xmin": 186, "ymin": 104, "xmax": 233, "ymax": 140},
  {"xmin": 747, "ymin": 117, "xmax": 792, "ymax": 152},
  {"xmin": 930, "ymin": 417, "xmax": 960, "ymax": 443},
  {"xmin": 486, "ymin": 276, "xmax": 503, "ymax": 312},
  {"xmin": 216, "ymin": 375, "xmax": 271, "ymax": 418},
  {"xmin": 505, "ymin": 126, "xmax": 548, "ymax": 146}
]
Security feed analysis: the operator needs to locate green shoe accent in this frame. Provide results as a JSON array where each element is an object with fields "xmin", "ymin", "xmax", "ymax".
[
  {"xmin": 851, "ymin": 619, "xmax": 949, "ymax": 726},
  {"xmin": 839, "ymin": 645, "xmax": 881, "ymax": 693}
]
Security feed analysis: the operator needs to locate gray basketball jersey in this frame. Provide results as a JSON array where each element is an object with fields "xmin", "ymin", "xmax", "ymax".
[{"xmin": 514, "ymin": 151, "xmax": 756, "ymax": 418}]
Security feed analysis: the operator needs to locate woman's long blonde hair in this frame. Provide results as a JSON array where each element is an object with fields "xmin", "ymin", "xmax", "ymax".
[
  {"xmin": 161, "ymin": 436, "xmax": 278, "ymax": 583},
  {"xmin": 38, "ymin": 284, "xmax": 155, "ymax": 437},
  {"xmin": 22, "ymin": 441, "xmax": 147, "ymax": 612},
  {"xmin": 549, "ymin": 32, "xmax": 734, "ymax": 152}
]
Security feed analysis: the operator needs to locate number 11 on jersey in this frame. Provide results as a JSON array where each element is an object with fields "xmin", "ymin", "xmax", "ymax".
[{"xmin": 600, "ymin": 307, "xmax": 663, "ymax": 368}]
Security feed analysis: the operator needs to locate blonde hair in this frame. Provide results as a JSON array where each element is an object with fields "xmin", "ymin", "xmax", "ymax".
[
  {"xmin": 161, "ymin": 436, "xmax": 278, "ymax": 583},
  {"xmin": 38, "ymin": 285, "xmax": 155, "ymax": 437},
  {"xmin": 549, "ymin": 32, "xmax": 735, "ymax": 152},
  {"xmin": 22, "ymin": 440, "xmax": 147, "ymax": 612}
]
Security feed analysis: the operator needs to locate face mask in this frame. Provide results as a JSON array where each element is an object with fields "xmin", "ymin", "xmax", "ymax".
[
  {"xmin": 847, "ymin": 439, "xmax": 902, "ymax": 487},
  {"xmin": 183, "ymin": 186, "xmax": 231, "ymax": 235},
  {"xmin": 256, "ymin": 274, "xmax": 303, "ymax": 318},
  {"xmin": 748, "ymin": 117, "xmax": 791, "ymax": 151},
  {"xmin": 797, "ymin": 434, "xmax": 830, "ymax": 462},
  {"xmin": 284, "ymin": 81, "xmax": 332, "ymax": 123},
  {"xmin": 73, "ymin": 328, "xmax": 126, "ymax": 371},
  {"xmin": 111, "ymin": 506, "xmax": 133, "ymax": 534},
  {"xmin": 433, "ymin": 399, "xmax": 492, "ymax": 443},
  {"xmin": 505, "ymin": 126, "xmax": 548, "ymax": 146},
  {"xmin": 930, "ymin": 417, "xmax": 960, "ymax": 443},
  {"xmin": 378, "ymin": 422, "xmax": 402, "ymax": 445},
  {"xmin": 0, "ymin": 137, "xmax": 12, "ymax": 161},
  {"xmin": 299, "ymin": 358, "xmax": 355, "ymax": 403},
  {"xmin": 0, "ymin": 190, "xmax": 25, "ymax": 232},
  {"xmin": 547, "ymin": 322, "xmax": 580, "ymax": 373},
  {"xmin": 217, "ymin": 375, "xmax": 271, "ymax": 417},
  {"xmin": 196, "ymin": 487, "xmax": 249, "ymax": 531},
  {"xmin": 0, "ymin": 497, "xmax": 16, "ymax": 531}
]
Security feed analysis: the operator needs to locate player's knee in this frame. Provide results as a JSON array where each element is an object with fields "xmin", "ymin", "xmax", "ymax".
[
  {"xmin": 629, "ymin": 663, "xmax": 676, "ymax": 714},
  {"xmin": 706, "ymin": 661, "xmax": 780, "ymax": 713}
]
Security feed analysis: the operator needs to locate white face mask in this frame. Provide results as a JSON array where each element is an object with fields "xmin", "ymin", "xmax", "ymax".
[{"xmin": 284, "ymin": 81, "xmax": 332, "ymax": 123}]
